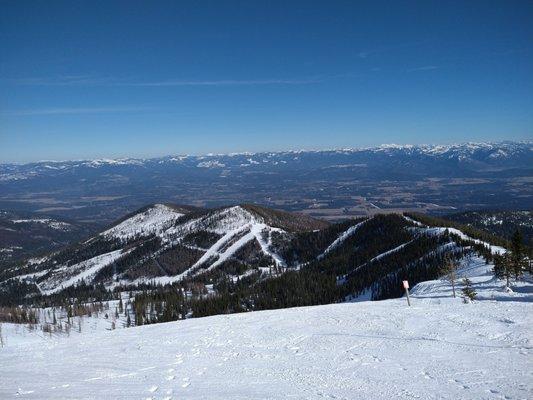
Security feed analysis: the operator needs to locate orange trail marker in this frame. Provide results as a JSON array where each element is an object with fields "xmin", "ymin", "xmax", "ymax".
[{"xmin": 403, "ymin": 280, "xmax": 411, "ymax": 306}]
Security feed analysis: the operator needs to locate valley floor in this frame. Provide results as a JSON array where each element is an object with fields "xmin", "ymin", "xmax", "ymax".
[{"xmin": 1, "ymin": 260, "xmax": 532, "ymax": 399}]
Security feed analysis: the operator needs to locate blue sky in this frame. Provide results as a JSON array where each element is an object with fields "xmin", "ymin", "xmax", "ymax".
[{"xmin": 1, "ymin": 0, "xmax": 532, "ymax": 162}]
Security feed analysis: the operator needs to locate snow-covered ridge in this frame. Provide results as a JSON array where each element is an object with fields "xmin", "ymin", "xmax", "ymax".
[
  {"xmin": 335, "ymin": 215, "xmax": 510, "ymax": 300},
  {"xmin": 132, "ymin": 206, "xmax": 288, "ymax": 285},
  {"xmin": 196, "ymin": 160, "xmax": 226, "ymax": 168},
  {"xmin": 1, "ymin": 142, "xmax": 530, "ymax": 183},
  {"xmin": 11, "ymin": 218, "xmax": 71, "ymax": 230},
  {"xmin": 1, "ymin": 141, "xmax": 530, "ymax": 170},
  {"xmin": 11, "ymin": 205, "xmax": 294, "ymax": 291},
  {"xmin": 424, "ymin": 226, "xmax": 506, "ymax": 255},
  {"xmin": 101, "ymin": 204, "xmax": 184, "ymax": 241},
  {"xmin": 403, "ymin": 215, "xmax": 506, "ymax": 255},
  {"xmin": 1, "ymin": 205, "xmax": 513, "ymax": 297}
]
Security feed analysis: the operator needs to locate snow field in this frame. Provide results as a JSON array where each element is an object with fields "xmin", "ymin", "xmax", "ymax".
[{"xmin": 1, "ymin": 257, "xmax": 531, "ymax": 399}]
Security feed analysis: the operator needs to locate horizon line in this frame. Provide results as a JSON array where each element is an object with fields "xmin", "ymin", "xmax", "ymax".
[{"xmin": 1, "ymin": 140, "xmax": 530, "ymax": 165}]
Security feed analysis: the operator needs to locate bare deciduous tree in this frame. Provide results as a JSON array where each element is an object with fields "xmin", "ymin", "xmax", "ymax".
[{"xmin": 442, "ymin": 256, "xmax": 458, "ymax": 298}]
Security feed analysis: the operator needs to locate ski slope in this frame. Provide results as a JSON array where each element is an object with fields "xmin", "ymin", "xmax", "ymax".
[
  {"xmin": 8, "ymin": 205, "xmax": 293, "ymax": 291},
  {"xmin": 38, "ymin": 249, "xmax": 130, "ymax": 295},
  {"xmin": 130, "ymin": 206, "xmax": 290, "ymax": 286},
  {"xmin": 317, "ymin": 218, "xmax": 368, "ymax": 259},
  {"xmin": 1, "ymin": 258, "xmax": 531, "ymax": 399}
]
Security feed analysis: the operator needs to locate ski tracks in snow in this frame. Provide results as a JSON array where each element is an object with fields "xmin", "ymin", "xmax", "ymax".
[{"xmin": 3, "ymin": 261, "xmax": 531, "ymax": 399}]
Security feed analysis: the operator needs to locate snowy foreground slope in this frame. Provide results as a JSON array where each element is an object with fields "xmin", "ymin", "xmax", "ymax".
[{"xmin": 1, "ymin": 260, "xmax": 532, "ymax": 400}]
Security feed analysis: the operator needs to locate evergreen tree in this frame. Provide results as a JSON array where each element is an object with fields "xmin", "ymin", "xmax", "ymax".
[
  {"xmin": 495, "ymin": 230, "xmax": 528, "ymax": 287},
  {"xmin": 493, "ymin": 254, "xmax": 512, "ymax": 288},
  {"xmin": 509, "ymin": 230, "xmax": 528, "ymax": 279},
  {"xmin": 461, "ymin": 278, "xmax": 476, "ymax": 302}
]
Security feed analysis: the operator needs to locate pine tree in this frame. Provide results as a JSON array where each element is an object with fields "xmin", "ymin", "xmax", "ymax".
[
  {"xmin": 494, "ymin": 253, "xmax": 513, "ymax": 288},
  {"xmin": 509, "ymin": 230, "xmax": 528, "ymax": 279},
  {"xmin": 494, "ymin": 230, "xmax": 528, "ymax": 287},
  {"xmin": 461, "ymin": 278, "xmax": 476, "ymax": 302}
]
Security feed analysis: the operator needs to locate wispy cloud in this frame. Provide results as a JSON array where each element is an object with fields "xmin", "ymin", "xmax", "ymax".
[
  {"xmin": 1, "ymin": 106, "xmax": 152, "ymax": 116},
  {"xmin": 9, "ymin": 75, "xmax": 114, "ymax": 86},
  {"xmin": 6, "ymin": 75, "xmax": 322, "ymax": 87},
  {"xmin": 407, "ymin": 65, "xmax": 439, "ymax": 72},
  {"xmin": 122, "ymin": 78, "xmax": 322, "ymax": 87}
]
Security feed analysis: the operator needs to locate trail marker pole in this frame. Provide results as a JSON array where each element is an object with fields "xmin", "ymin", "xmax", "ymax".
[{"xmin": 403, "ymin": 280, "xmax": 411, "ymax": 307}]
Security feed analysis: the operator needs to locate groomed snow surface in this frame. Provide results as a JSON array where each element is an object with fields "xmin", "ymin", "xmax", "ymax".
[
  {"xmin": 1, "ymin": 258, "xmax": 532, "ymax": 399},
  {"xmin": 38, "ymin": 249, "xmax": 130, "ymax": 295}
]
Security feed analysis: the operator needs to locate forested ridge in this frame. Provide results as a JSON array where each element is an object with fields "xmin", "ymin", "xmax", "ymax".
[{"xmin": 1, "ymin": 205, "xmax": 525, "ymax": 326}]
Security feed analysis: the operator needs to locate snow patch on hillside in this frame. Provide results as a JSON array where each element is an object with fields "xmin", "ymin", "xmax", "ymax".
[{"xmin": 206, "ymin": 229, "xmax": 256, "ymax": 270}]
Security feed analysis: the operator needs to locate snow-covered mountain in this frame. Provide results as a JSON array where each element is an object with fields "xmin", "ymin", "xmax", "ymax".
[
  {"xmin": 1, "ymin": 141, "xmax": 531, "ymax": 181},
  {"xmin": 0, "ymin": 204, "xmax": 329, "ymax": 295},
  {"xmin": 0, "ymin": 203, "xmax": 511, "ymax": 309}
]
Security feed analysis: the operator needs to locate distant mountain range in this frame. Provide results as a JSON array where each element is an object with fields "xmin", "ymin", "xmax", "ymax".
[
  {"xmin": 0, "ymin": 141, "xmax": 531, "ymax": 229},
  {"xmin": 2, "ymin": 141, "xmax": 531, "ymax": 178}
]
